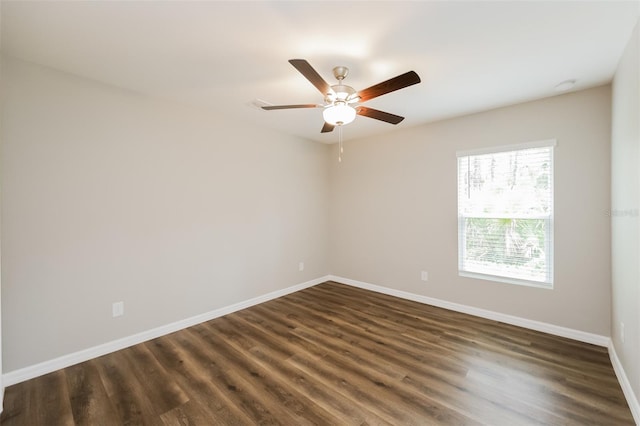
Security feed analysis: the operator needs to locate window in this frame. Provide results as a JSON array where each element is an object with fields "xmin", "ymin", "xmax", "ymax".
[{"xmin": 457, "ymin": 140, "xmax": 555, "ymax": 288}]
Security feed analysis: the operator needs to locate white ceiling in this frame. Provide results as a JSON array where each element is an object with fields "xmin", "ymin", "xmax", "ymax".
[{"xmin": 2, "ymin": 1, "xmax": 638, "ymax": 143}]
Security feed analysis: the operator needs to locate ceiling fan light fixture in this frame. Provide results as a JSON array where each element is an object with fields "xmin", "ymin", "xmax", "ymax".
[{"xmin": 323, "ymin": 103, "xmax": 356, "ymax": 126}]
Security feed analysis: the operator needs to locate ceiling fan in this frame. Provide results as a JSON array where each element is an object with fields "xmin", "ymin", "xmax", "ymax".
[{"xmin": 262, "ymin": 59, "xmax": 421, "ymax": 133}]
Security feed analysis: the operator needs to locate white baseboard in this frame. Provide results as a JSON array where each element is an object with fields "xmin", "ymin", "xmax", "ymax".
[
  {"xmin": 609, "ymin": 342, "xmax": 640, "ymax": 424},
  {"xmin": 328, "ymin": 275, "xmax": 610, "ymax": 347},
  {"xmin": 2, "ymin": 276, "xmax": 330, "ymax": 387}
]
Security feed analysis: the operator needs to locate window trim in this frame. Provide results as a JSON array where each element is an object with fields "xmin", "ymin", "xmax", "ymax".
[
  {"xmin": 457, "ymin": 139, "xmax": 556, "ymax": 289},
  {"xmin": 456, "ymin": 139, "xmax": 557, "ymax": 158},
  {"xmin": 459, "ymin": 270, "xmax": 554, "ymax": 290}
]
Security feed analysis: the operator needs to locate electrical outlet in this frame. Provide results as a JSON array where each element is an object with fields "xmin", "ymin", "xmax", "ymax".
[
  {"xmin": 112, "ymin": 301, "xmax": 124, "ymax": 318},
  {"xmin": 421, "ymin": 271, "xmax": 429, "ymax": 282},
  {"xmin": 299, "ymin": 262, "xmax": 304, "ymax": 272},
  {"xmin": 621, "ymin": 322, "xmax": 625, "ymax": 344}
]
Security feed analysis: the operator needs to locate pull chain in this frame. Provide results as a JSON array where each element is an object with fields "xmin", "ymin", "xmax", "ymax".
[{"xmin": 338, "ymin": 125, "xmax": 344, "ymax": 162}]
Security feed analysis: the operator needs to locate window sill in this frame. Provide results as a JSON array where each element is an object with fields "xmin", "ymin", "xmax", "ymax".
[{"xmin": 459, "ymin": 271, "xmax": 553, "ymax": 289}]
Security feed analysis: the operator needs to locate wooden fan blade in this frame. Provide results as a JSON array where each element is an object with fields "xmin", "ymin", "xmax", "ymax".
[
  {"xmin": 356, "ymin": 106, "xmax": 405, "ymax": 125},
  {"xmin": 289, "ymin": 59, "xmax": 332, "ymax": 96},
  {"xmin": 261, "ymin": 104, "xmax": 319, "ymax": 110},
  {"xmin": 321, "ymin": 122, "xmax": 335, "ymax": 133},
  {"xmin": 356, "ymin": 71, "xmax": 421, "ymax": 102}
]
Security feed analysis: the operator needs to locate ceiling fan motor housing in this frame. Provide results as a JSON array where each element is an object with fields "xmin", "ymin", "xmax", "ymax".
[
  {"xmin": 322, "ymin": 66, "xmax": 356, "ymax": 103},
  {"xmin": 327, "ymin": 84, "xmax": 356, "ymax": 103}
]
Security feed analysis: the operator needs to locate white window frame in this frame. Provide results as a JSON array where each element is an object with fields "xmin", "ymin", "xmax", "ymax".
[{"xmin": 456, "ymin": 139, "xmax": 556, "ymax": 289}]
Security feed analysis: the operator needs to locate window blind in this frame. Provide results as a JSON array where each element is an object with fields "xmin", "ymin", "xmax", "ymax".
[{"xmin": 457, "ymin": 141, "xmax": 555, "ymax": 286}]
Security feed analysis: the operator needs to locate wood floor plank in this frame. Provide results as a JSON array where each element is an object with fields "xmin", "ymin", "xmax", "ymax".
[
  {"xmin": 0, "ymin": 370, "xmax": 75, "ymax": 426},
  {"xmin": 65, "ymin": 360, "xmax": 121, "ymax": 425},
  {"xmin": 232, "ymin": 300, "xmax": 479, "ymax": 425},
  {"xmin": 145, "ymin": 334, "xmax": 255, "ymax": 425},
  {"xmin": 188, "ymin": 323, "xmax": 337, "ymax": 425},
  {"xmin": 276, "ymin": 305, "xmax": 543, "ymax": 425},
  {"xmin": 222, "ymin": 313, "xmax": 419, "ymax": 424},
  {"xmin": 213, "ymin": 314, "xmax": 395, "ymax": 424},
  {"xmin": 246, "ymin": 346, "xmax": 395, "ymax": 425},
  {"xmin": 93, "ymin": 349, "xmax": 163, "ymax": 425},
  {"xmin": 121, "ymin": 343, "xmax": 190, "ymax": 414},
  {"xmin": 1, "ymin": 281, "xmax": 635, "ymax": 425},
  {"xmin": 167, "ymin": 326, "xmax": 281, "ymax": 425}
]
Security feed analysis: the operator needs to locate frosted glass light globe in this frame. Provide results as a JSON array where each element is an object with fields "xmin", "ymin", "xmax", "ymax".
[{"xmin": 323, "ymin": 104, "xmax": 356, "ymax": 126}]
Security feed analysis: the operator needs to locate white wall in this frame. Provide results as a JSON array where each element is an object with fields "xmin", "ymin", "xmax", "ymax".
[
  {"xmin": 329, "ymin": 85, "xmax": 612, "ymax": 336},
  {"xmin": 0, "ymin": 57, "xmax": 330, "ymax": 372},
  {"xmin": 611, "ymin": 19, "xmax": 640, "ymax": 412}
]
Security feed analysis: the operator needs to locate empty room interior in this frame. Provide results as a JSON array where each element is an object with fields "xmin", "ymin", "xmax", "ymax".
[{"xmin": 0, "ymin": 1, "xmax": 639, "ymax": 425}]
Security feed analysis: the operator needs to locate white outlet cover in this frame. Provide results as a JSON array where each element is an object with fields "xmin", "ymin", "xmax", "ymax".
[
  {"xmin": 421, "ymin": 271, "xmax": 428, "ymax": 281},
  {"xmin": 299, "ymin": 262, "xmax": 304, "ymax": 271},
  {"xmin": 112, "ymin": 301, "xmax": 124, "ymax": 317}
]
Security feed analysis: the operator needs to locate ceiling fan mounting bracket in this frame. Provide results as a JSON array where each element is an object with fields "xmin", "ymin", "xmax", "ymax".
[{"xmin": 332, "ymin": 66, "xmax": 349, "ymax": 81}]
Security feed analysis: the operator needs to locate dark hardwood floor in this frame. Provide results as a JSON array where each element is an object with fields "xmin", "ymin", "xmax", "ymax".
[{"xmin": 1, "ymin": 281, "xmax": 634, "ymax": 425}]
